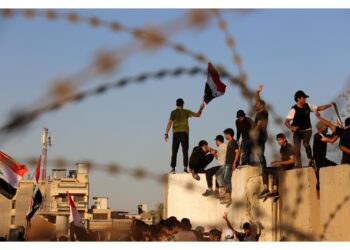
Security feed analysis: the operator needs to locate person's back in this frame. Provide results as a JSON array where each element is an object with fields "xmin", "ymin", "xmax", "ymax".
[{"xmin": 170, "ymin": 108, "xmax": 193, "ymax": 134}]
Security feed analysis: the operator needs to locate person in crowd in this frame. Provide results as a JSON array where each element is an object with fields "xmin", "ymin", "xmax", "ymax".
[
  {"xmin": 222, "ymin": 212, "xmax": 260, "ymax": 241},
  {"xmin": 220, "ymin": 128, "xmax": 240, "ymax": 205},
  {"xmin": 339, "ymin": 118, "xmax": 350, "ymax": 164},
  {"xmin": 312, "ymin": 121, "xmax": 338, "ymax": 198},
  {"xmin": 208, "ymin": 229, "xmax": 222, "ymax": 241},
  {"xmin": 202, "ymin": 135, "xmax": 227, "ymax": 197},
  {"xmin": 258, "ymin": 133, "xmax": 295, "ymax": 200},
  {"xmin": 236, "ymin": 110, "xmax": 255, "ymax": 165},
  {"xmin": 253, "ymin": 84, "xmax": 269, "ymax": 169},
  {"xmin": 284, "ymin": 90, "xmax": 334, "ymax": 168},
  {"xmin": 189, "ymin": 140, "xmax": 214, "ymax": 181},
  {"xmin": 173, "ymin": 218, "xmax": 197, "ymax": 241},
  {"xmin": 165, "ymin": 98, "xmax": 205, "ymax": 174},
  {"xmin": 223, "ymin": 229, "xmax": 237, "ymax": 241}
]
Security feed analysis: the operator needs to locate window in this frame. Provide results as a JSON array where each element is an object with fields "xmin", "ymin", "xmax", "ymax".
[
  {"xmin": 74, "ymin": 195, "xmax": 85, "ymax": 202},
  {"xmin": 93, "ymin": 213, "xmax": 108, "ymax": 220},
  {"xmin": 11, "ymin": 200, "xmax": 16, "ymax": 209},
  {"xmin": 10, "ymin": 216, "xmax": 15, "ymax": 225}
]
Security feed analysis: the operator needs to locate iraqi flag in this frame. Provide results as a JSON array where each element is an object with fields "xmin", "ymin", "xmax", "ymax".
[
  {"xmin": 204, "ymin": 62, "xmax": 227, "ymax": 104},
  {"xmin": 68, "ymin": 191, "xmax": 83, "ymax": 227},
  {"xmin": 0, "ymin": 151, "xmax": 28, "ymax": 200},
  {"xmin": 26, "ymin": 156, "xmax": 43, "ymax": 227}
]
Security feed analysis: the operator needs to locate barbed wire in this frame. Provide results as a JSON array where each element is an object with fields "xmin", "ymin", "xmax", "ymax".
[
  {"xmin": 211, "ymin": 10, "xmax": 246, "ymax": 81},
  {"xmin": 0, "ymin": 9, "xmax": 288, "ymax": 134}
]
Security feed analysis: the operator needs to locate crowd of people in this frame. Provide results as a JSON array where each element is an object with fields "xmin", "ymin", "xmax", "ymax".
[
  {"xmin": 128, "ymin": 214, "xmax": 261, "ymax": 241},
  {"xmin": 165, "ymin": 85, "xmax": 350, "ymax": 201}
]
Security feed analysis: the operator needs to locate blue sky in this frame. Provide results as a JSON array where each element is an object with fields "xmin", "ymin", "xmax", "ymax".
[{"xmin": 0, "ymin": 9, "xmax": 349, "ymax": 212}]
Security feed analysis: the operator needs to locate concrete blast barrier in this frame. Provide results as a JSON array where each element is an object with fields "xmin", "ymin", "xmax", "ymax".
[
  {"xmin": 164, "ymin": 166, "xmax": 275, "ymax": 241},
  {"xmin": 320, "ymin": 164, "xmax": 350, "ymax": 241},
  {"xmin": 164, "ymin": 166, "xmax": 321, "ymax": 241}
]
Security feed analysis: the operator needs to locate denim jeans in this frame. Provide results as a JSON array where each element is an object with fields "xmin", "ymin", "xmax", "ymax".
[{"xmin": 223, "ymin": 164, "xmax": 233, "ymax": 193}]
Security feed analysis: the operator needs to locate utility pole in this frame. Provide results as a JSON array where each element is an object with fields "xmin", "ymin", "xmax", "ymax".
[{"xmin": 41, "ymin": 128, "xmax": 51, "ymax": 181}]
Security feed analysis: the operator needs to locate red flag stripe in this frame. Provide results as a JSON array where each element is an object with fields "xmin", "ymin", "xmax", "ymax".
[
  {"xmin": 207, "ymin": 62, "xmax": 226, "ymax": 93},
  {"xmin": 0, "ymin": 151, "xmax": 28, "ymax": 177}
]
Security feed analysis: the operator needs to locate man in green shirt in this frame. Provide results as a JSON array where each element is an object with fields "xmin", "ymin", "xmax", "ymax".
[{"xmin": 165, "ymin": 98, "xmax": 205, "ymax": 174}]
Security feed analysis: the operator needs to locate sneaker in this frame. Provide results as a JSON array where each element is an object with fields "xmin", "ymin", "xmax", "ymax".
[
  {"xmin": 184, "ymin": 168, "xmax": 189, "ymax": 173},
  {"xmin": 169, "ymin": 168, "xmax": 175, "ymax": 174},
  {"xmin": 192, "ymin": 172, "xmax": 200, "ymax": 181},
  {"xmin": 258, "ymin": 189, "xmax": 270, "ymax": 199},
  {"xmin": 202, "ymin": 189, "xmax": 214, "ymax": 197},
  {"xmin": 267, "ymin": 192, "xmax": 280, "ymax": 199}
]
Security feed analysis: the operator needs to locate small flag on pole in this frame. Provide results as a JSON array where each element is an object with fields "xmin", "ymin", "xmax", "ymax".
[
  {"xmin": 26, "ymin": 155, "xmax": 43, "ymax": 227},
  {"xmin": 0, "ymin": 151, "xmax": 28, "ymax": 200},
  {"xmin": 204, "ymin": 62, "xmax": 227, "ymax": 104},
  {"xmin": 67, "ymin": 191, "xmax": 84, "ymax": 228}
]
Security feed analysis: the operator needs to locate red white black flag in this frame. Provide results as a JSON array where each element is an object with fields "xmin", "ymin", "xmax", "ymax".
[
  {"xmin": 68, "ymin": 191, "xmax": 84, "ymax": 227},
  {"xmin": 0, "ymin": 151, "xmax": 28, "ymax": 200},
  {"xmin": 26, "ymin": 155, "xmax": 43, "ymax": 226},
  {"xmin": 204, "ymin": 62, "xmax": 227, "ymax": 104}
]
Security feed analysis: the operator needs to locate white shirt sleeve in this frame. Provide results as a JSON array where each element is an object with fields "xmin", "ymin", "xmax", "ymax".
[
  {"xmin": 308, "ymin": 103, "xmax": 318, "ymax": 112},
  {"xmin": 286, "ymin": 108, "xmax": 295, "ymax": 120}
]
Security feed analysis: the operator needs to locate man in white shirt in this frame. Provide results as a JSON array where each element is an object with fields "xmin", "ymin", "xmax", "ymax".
[
  {"xmin": 284, "ymin": 90, "xmax": 334, "ymax": 168},
  {"xmin": 202, "ymin": 135, "xmax": 227, "ymax": 197}
]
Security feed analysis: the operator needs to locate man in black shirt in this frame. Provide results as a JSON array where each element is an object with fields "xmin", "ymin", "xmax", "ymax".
[
  {"xmin": 284, "ymin": 90, "xmax": 334, "ymax": 168},
  {"xmin": 258, "ymin": 133, "xmax": 295, "ymax": 200},
  {"xmin": 339, "ymin": 118, "xmax": 350, "ymax": 164},
  {"xmin": 236, "ymin": 110, "xmax": 254, "ymax": 165},
  {"xmin": 220, "ymin": 128, "xmax": 240, "ymax": 205},
  {"xmin": 253, "ymin": 84, "xmax": 269, "ymax": 169},
  {"xmin": 313, "ymin": 121, "xmax": 337, "ymax": 197},
  {"xmin": 189, "ymin": 140, "xmax": 214, "ymax": 181}
]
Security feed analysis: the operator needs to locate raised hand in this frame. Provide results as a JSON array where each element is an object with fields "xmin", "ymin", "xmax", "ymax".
[{"xmin": 257, "ymin": 84, "xmax": 263, "ymax": 93}]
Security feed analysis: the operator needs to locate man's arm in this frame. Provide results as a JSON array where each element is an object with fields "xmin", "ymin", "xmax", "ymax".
[
  {"xmin": 315, "ymin": 111, "xmax": 337, "ymax": 133},
  {"xmin": 236, "ymin": 121, "xmax": 241, "ymax": 141},
  {"xmin": 272, "ymin": 155, "xmax": 295, "ymax": 167},
  {"xmin": 340, "ymin": 146, "xmax": 350, "ymax": 155},
  {"xmin": 255, "ymin": 84, "xmax": 263, "ymax": 106},
  {"xmin": 285, "ymin": 118, "xmax": 298, "ymax": 132},
  {"xmin": 222, "ymin": 213, "xmax": 235, "ymax": 232},
  {"xmin": 232, "ymin": 148, "xmax": 240, "ymax": 171},
  {"xmin": 317, "ymin": 102, "xmax": 335, "ymax": 112},
  {"xmin": 321, "ymin": 135, "xmax": 339, "ymax": 144},
  {"xmin": 165, "ymin": 120, "xmax": 173, "ymax": 142},
  {"xmin": 192, "ymin": 102, "xmax": 205, "ymax": 117}
]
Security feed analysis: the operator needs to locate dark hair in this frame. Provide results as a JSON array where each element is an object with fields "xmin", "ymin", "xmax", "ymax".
[
  {"xmin": 180, "ymin": 218, "xmax": 192, "ymax": 231},
  {"xmin": 209, "ymin": 229, "xmax": 222, "ymax": 238},
  {"xmin": 198, "ymin": 140, "xmax": 208, "ymax": 147},
  {"xmin": 276, "ymin": 133, "xmax": 286, "ymax": 140},
  {"xmin": 236, "ymin": 109, "xmax": 246, "ymax": 118},
  {"xmin": 165, "ymin": 217, "xmax": 180, "ymax": 230},
  {"xmin": 223, "ymin": 128, "xmax": 234, "ymax": 137},
  {"xmin": 345, "ymin": 117, "xmax": 350, "ymax": 127},
  {"xmin": 243, "ymin": 222, "xmax": 251, "ymax": 230},
  {"xmin": 215, "ymin": 135, "xmax": 224, "ymax": 143},
  {"xmin": 176, "ymin": 98, "xmax": 184, "ymax": 106},
  {"xmin": 259, "ymin": 99, "xmax": 266, "ymax": 106}
]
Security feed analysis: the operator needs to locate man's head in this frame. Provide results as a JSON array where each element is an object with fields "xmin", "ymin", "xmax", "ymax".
[
  {"xmin": 209, "ymin": 228, "xmax": 222, "ymax": 241},
  {"xmin": 223, "ymin": 228, "xmax": 234, "ymax": 240},
  {"xmin": 294, "ymin": 90, "xmax": 309, "ymax": 104},
  {"xmin": 256, "ymin": 99, "xmax": 266, "ymax": 112},
  {"xmin": 345, "ymin": 117, "xmax": 350, "ymax": 127},
  {"xmin": 223, "ymin": 128, "xmax": 234, "ymax": 141},
  {"xmin": 243, "ymin": 222, "xmax": 252, "ymax": 235},
  {"xmin": 198, "ymin": 140, "xmax": 210, "ymax": 152},
  {"xmin": 180, "ymin": 218, "xmax": 192, "ymax": 231},
  {"xmin": 236, "ymin": 109, "xmax": 246, "ymax": 122},
  {"xmin": 176, "ymin": 98, "xmax": 184, "ymax": 107},
  {"xmin": 215, "ymin": 135, "xmax": 224, "ymax": 147},
  {"xmin": 316, "ymin": 121, "xmax": 328, "ymax": 134},
  {"xmin": 276, "ymin": 133, "xmax": 287, "ymax": 146}
]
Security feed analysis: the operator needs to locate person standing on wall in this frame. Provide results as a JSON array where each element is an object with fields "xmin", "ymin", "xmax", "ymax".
[
  {"xmin": 165, "ymin": 98, "xmax": 205, "ymax": 174},
  {"xmin": 284, "ymin": 90, "xmax": 334, "ymax": 168}
]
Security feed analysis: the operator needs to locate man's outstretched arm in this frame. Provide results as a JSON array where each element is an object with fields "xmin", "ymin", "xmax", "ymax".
[
  {"xmin": 192, "ymin": 102, "xmax": 205, "ymax": 117},
  {"xmin": 315, "ymin": 111, "xmax": 337, "ymax": 133}
]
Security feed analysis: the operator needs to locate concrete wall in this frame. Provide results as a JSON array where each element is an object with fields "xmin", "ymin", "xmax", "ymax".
[
  {"xmin": 164, "ymin": 166, "xmax": 322, "ymax": 241},
  {"xmin": 320, "ymin": 164, "xmax": 350, "ymax": 241}
]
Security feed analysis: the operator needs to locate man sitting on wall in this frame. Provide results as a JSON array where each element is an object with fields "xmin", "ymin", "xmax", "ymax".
[
  {"xmin": 258, "ymin": 133, "xmax": 295, "ymax": 200},
  {"xmin": 189, "ymin": 140, "xmax": 214, "ymax": 181}
]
